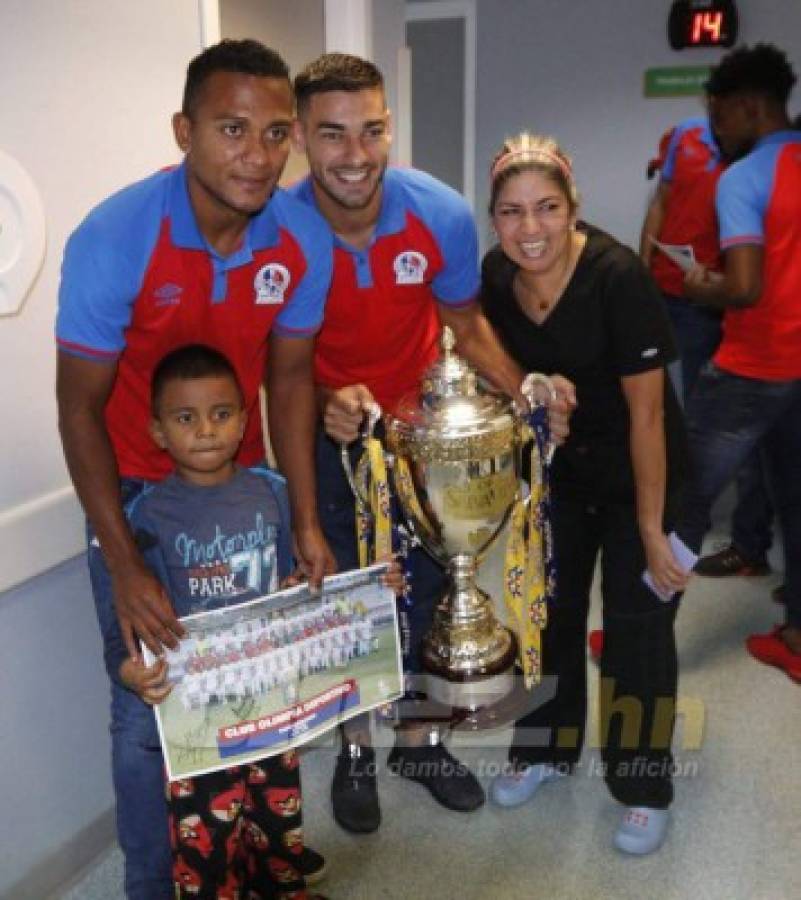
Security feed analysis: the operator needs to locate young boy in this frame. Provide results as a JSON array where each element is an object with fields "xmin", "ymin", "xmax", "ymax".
[{"xmin": 106, "ymin": 344, "xmax": 328, "ymax": 900}]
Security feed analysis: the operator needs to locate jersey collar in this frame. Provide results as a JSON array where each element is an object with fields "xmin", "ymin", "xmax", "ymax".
[
  {"xmin": 168, "ymin": 162, "xmax": 281, "ymax": 260},
  {"xmin": 298, "ymin": 168, "xmax": 407, "ymax": 250},
  {"xmin": 754, "ymin": 130, "xmax": 801, "ymax": 150}
]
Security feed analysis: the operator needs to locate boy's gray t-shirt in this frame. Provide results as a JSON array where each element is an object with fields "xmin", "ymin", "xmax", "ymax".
[{"xmin": 103, "ymin": 465, "xmax": 293, "ymax": 682}]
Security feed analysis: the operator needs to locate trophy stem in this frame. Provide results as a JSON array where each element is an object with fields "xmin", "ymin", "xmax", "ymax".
[{"xmin": 421, "ymin": 554, "xmax": 517, "ymax": 711}]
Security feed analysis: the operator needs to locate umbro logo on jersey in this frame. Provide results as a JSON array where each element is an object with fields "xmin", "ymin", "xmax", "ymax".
[
  {"xmin": 642, "ymin": 348, "xmax": 659, "ymax": 358},
  {"xmin": 254, "ymin": 263, "xmax": 291, "ymax": 304},
  {"xmin": 153, "ymin": 282, "xmax": 183, "ymax": 306},
  {"xmin": 393, "ymin": 250, "xmax": 428, "ymax": 285}
]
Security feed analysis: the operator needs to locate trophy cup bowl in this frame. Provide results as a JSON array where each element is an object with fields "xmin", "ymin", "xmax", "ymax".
[{"xmin": 344, "ymin": 328, "xmax": 553, "ymax": 713}]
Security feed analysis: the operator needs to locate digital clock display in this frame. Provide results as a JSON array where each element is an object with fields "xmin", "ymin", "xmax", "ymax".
[{"xmin": 668, "ymin": 0, "xmax": 738, "ymax": 50}]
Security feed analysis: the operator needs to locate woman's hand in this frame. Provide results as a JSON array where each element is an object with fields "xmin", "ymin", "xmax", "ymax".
[
  {"xmin": 642, "ymin": 530, "xmax": 691, "ymax": 598},
  {"xmin": 548, "ymin": 374, "xmax": 577, "ymax": 446},
  {"xmin": 119, "ymin": 655, "xmax": 173, "ymax": 705}
]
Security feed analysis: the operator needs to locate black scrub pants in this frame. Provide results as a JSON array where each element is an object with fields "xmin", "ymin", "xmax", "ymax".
[{"xmin": 508, "ymin": 493, "xmax": 679, "ymax": 809}]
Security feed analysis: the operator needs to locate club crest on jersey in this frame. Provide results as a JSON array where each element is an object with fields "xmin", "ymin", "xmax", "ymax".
[
  {"xmin": 393, "ymin": 250, "xmax": 428, "ymax": 285},
  {"xmin": 254, "ymin": 263, "xmax": 291, "ymax": 304}
]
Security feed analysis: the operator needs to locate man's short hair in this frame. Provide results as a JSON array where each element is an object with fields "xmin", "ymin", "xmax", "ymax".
[
  {"xmin": 182, "ymin": 39, "xmax": 290, "ymax": 117},
  {"xmin": 294, "ymin": 53, "xmax": 384, "ymax": 114},
  {"xmin": 151, "ymin": 344, "xmax": 242, "ymax": 413},
  {"xmin": 706, "ymin": 43, "xmax": 797, "ymax": 106}
]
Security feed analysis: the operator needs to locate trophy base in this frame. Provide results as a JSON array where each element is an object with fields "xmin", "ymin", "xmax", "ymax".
[
  {"xmin": 423, "ymin": 665, "xmax": 514, "ymax": 712},
  {"xmin": 384, "ymin": 667, "xmax": 536, "ymax": 731},
  {"xmin": 421, "ymin": 624, "xmax": 518, "ymax": 712}
]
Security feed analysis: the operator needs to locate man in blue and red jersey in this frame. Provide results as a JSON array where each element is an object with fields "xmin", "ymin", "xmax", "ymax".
[
  {"xmin": 641, "ymin": 115, "xmax": 776, "ymax": 582},
  {"xmin": 640, "ymin": 117, "xmax": 725, "ymax": 398},
  {"xmin": 680, "ymin": 44, "xmax": 801, "ymax": 683},
  {"xmin": 289, "ymin": 53, "xmax": 575, "ymax": 833},
  {"xmin": 56, "ymin": 40, "xmax": 332, "ymax": 898}
]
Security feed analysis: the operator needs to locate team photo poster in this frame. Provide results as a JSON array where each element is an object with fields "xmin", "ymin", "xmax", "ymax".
[{"xmin": 143, "ymin": 563, "xmax": 403, "ymax": 780}]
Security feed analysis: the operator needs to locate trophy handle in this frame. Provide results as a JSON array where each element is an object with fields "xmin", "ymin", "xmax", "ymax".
[
  {"xmin": 339, "ymin": 401, "xmax": 383, "ymax": 513},
  {"xmin": 520, "ymin": 372, "xmax": 557, "ymax": 465}
]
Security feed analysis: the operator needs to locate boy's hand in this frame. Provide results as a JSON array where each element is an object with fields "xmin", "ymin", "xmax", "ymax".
[
  {"xmin": 119, "ymin": 655, "xmax": 173, "ymax": 705},
  {"xmin": 280, "ymin": 570, "xmax": 307, "ymax": 589},
  {"xmin": 377, "ymin": 555, "xmax": 406, "ymax": 596}
]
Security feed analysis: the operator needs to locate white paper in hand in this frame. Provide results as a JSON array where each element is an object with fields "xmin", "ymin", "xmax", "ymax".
[
  {"xmin": 650, "ymin": 237, "xmax": 696, "ymax": 273},
  {"xmin": 642, "ymin": 532, "xmax": 698, "ymax": 602}
]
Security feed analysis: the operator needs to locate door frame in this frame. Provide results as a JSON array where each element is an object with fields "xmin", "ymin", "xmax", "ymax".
[{"xmin": 405, "ymin": 0, "xmax": 477, "ymax": 210}]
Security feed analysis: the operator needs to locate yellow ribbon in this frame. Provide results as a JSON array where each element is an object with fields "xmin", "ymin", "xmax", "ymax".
[
  {"xmin": 356, "ymin": 436, "xmax": 393, "ymax": 566},
  {"xmin": 504, "ymin": 434, "xmax": 549, "ymax": 689}
]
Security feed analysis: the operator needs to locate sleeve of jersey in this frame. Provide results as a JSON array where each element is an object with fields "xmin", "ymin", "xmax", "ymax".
[
  {"xmin": 716, "ymin": 161, "xmax": 768, "ymax": 250},
  {"xmin": 604, "ymin": 253, "xmax": 678, "ymax": 376},
  {"xmin": 274, "ymin": 208, "xmax": 333, "ymax": 338},
  {"xmin": 659, "ymin": 125, "xmax": 685, "ymax": 184},
  {"xmin": 55, "ymin": 216, "xmax": 144, "ymax": 361},
  {"xmin": 429, "ymin": 196, "xmax": 480, "ymax": 307}
]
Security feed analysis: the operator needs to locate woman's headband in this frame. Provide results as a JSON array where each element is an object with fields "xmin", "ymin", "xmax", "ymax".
[{"xmin": 490, "ymin": 146, "xmax": 572, "ymax": 182}]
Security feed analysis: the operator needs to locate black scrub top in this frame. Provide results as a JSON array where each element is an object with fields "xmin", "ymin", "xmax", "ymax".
[{"xmin": 480, "ymin": 223, "xmax": 688, "ymax": 507}]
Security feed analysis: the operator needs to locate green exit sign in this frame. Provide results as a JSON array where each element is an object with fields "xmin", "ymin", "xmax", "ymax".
[{"xmin": 644, "ymin": 66, "xmax": 711, "ymax": 98}]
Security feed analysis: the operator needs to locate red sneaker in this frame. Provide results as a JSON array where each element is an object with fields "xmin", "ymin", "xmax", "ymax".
[
  {"xmin": 745, "ymin": 627, "xmax": 801, "ymax": 683},
  {"xmin": 588, "ymin": 629, "xmax": 604, "ymax": 662}
]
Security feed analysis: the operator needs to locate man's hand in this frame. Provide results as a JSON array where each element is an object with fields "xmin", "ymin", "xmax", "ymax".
[
  {"xmin": 111, "ymin": 559, "xmax": 183, "ymax": 660},
  {"xmin": 293, "ymin": 522, "xmax": 338, "ymax": 590},
  {"xmin": 119, "ymin": 655, "xmax": 173, "ymax": 706},
  {"xmin": 683, "ymin": 263, "xmax": 721, "ymax": 298},
  {"xmin": 322, "ymin": 384, "xmax": 376, "ymax": 443}
]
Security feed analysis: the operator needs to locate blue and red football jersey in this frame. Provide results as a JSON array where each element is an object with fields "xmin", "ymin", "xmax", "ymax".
[
  {"xmin": 288, "ymin": 167, "xmax": 479, "ymax": 413},
  {"xmin": 651, "ymin": 117, "xmax": 725, "ymax": 296},
  {"xmin": 714, "ymin": 130, "xmax": 801, "ymax": 380},
  {"xmin": 56, "ymin": 163, "xmax": 332, "ymax": 479}
]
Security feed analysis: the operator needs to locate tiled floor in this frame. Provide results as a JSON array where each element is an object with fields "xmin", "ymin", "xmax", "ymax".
[{"xmin": 61, "ymin": 527, "xmax": 800, "ymax": 900}]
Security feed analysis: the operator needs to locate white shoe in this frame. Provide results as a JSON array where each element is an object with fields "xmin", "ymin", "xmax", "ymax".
[
  {"xmin": 490, "ymin": 764, "xmax": 564, "ymax": 808},
  {"xmin": 613, "ymin": 806, "xmax": 670, "ymax": 855}
]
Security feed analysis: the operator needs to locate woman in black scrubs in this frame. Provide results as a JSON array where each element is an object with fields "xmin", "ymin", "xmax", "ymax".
[{"xmin": 482, "ymin": 133, "xmax": 690, "ymax": 855}]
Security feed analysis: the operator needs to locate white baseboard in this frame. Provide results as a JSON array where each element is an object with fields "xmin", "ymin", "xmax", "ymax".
[
  {"xmin": 4, "ymin": 808, "xmax": 116, "ymax": 900},
  {"xmin": 0, "ymin": 485, "xmax": 85, "ymax": 593}
]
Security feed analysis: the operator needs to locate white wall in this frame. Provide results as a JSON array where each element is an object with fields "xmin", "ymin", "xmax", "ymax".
[
  {"xmin": 0, "ymin": 4, "xmax": 204, "ymax": 892},
  {"xmin": 221, "ymin": 0, "xmax": 325, "ymax": 184},
  {"xmin": 0, "ymin": 0, "xmax": 201, "ymax": 592},
  {"xmin": 372, "ymin": 0, "xmax": 408, "ymax": 162},
  {"xmin": 473, "ymin": 0, "xmax": 801, "ymax": 251}
]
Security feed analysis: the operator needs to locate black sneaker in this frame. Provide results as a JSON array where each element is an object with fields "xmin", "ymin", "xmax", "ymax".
[
  {"xmin": 694, "ymin": 545, "xmax": 770, "ymax": 577},
  {"xmin": 331, "ymin": 744, "xmax": 381, "ymax": 833},
  {"xmin": 386, "ymin": 740, "xmax": 485, "ymax": 812},
  {"xmin": 296, "ymin": 846, "xmax": 327, "ymax": 885}
]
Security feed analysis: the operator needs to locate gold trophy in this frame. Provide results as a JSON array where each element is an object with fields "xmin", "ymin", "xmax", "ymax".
[{"xmin": 343, "ymin": 328, "xmax": 553, "ymax": 711}]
